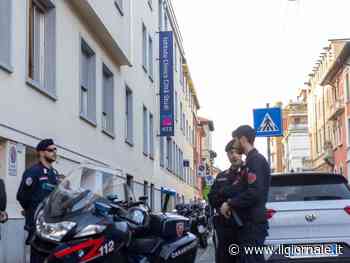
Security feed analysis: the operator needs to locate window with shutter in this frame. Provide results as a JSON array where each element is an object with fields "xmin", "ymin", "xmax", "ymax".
[
  {"xmin": 80, "ymin": 39, "xmax": 96, "ymax": 125},
  {"xmin": 0, "ymin": 0, "xmax": 12, "ymax": 72},
  {"xmin": 142, "ymin": 24, "xmax": 147, "ymax": 72},
  {"xmin": 102, "ymin": 64, "xmax": 114, "ymax": 137},
  {"xmin": 149, "ymin": 36, "xmax": 153, "ymax": 80},
  {"xmin": 149, "ymin": 113, "xmax": 154, "ymax": 159},
  {"xmin": 125, "ymin": 86, "xmax": 134, "ymax": 145},
  {"xmin": 27, "ymin": 0, "xmax": 56, "ymax": 98},
  {"xmin": 143, "ymin": 106, "xmax": 149, "ymax": 155}
]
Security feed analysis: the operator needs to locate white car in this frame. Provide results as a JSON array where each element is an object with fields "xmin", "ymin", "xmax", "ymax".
[{"xmin": 265, "ymin": 172, "xmax": 350, "ymax": 262}]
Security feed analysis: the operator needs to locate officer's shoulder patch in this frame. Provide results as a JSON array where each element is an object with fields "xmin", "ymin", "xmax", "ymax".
[
  {"xmin": 25, "ymin": 177, "xmax": 33, "ymax": 186},
  {"xmin": 247, "ymin": 172, "xmax": 257, "ymax": 184}
]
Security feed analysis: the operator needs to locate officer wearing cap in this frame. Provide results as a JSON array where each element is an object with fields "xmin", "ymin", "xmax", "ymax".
[
  {"xmin": 220, "ymin": 125, "xmax": 271, "ymax": 263},
  {"xmin": 208, "ymin": 138, "xmax": 244, "ymax": 263},
  {"xmin": 17, "ymin": 139, "xmax": 59, "ymax": 263}
]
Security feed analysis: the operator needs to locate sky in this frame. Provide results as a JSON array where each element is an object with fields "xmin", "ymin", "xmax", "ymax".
[{"xmin": 172, "ymin": 0, "xmax": 350, "ymax": 170}]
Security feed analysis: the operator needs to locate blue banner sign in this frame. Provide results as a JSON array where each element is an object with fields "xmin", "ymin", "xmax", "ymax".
[{"xmin": 159, "ymin": 31, "xmax": 174, "ymax": 137}]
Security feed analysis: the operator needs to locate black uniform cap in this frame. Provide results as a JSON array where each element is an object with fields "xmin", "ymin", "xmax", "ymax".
[
  {"xmin": 36, "ymin": 139, "xmax": 55, "ymax": 152},
  {"xmin": 232, "ymin": 125, "xmax": 256, "ymax": 144}
]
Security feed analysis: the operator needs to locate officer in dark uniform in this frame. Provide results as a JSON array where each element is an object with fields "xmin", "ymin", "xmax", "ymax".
[
  {"xmin": 0, "ymin": 178, "xmax": 8, "ymax": 225},
  {"xmin": 17, "ymin": 139, "xmax": 59, "ymax": 263},
  {"xmin": 220, "ymin": 125, "xmax": 271, "ymax": 263},
  {"xmin": 208, "ymin": 138, "xmax": 244, "ymax": 263}
]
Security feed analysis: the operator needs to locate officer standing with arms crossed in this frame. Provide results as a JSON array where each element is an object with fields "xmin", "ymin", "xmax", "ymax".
[
  {"xmin": 208, "ymin": 138, "xmax": 244, "ymax": 263},
  {"xmin": 220, "ymin": 125, "xmax": 271, "ymax": 263},
  {"xmin": 17, "ymin": 139, "xmax": 60, "ymax": 263}
]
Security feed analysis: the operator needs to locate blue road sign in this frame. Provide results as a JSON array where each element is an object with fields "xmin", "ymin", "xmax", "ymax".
[{"xmin": 253, "ymin": 107, "xmax": 283, "ymax": 137}]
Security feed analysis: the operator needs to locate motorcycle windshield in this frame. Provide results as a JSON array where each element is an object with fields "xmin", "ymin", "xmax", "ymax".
[{"xmin": 45, "ymin": 164, "xmax": 129, "ymax": 218}]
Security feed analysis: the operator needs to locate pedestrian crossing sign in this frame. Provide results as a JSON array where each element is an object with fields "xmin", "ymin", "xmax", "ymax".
[{"xmin": 253, "ymin": 107, "xmax": 283, "ymax": 137}]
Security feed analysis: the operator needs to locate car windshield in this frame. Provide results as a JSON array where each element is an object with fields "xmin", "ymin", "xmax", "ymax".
[
  {"xmin": 268, "ymin": 177, "xmax": 350, "ymax": 202},
  {"xmin": 45, "ymin": 164, "xmax": 131, "ymax": 218}
]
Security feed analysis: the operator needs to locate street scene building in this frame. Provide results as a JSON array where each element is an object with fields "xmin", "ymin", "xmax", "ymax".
[
  {"xmin": 306, "ymin": 40, "xmax": 349, "ymax": 176},
  {"xmin": 269, "ymin": 96, "xmax": 310, "ymax": 173},
  {"xmin": 271, "ymin": 39, "xmax": 350, "ymax": 177},
  {"xmin": 0, "ymin": 1, "xmax": 216, "ymax": 261}
]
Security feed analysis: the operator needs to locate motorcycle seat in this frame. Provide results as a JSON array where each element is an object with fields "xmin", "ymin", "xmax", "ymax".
[{"xmin": 128, "ymin": 237, "xmax": 162, "ymax": 255}]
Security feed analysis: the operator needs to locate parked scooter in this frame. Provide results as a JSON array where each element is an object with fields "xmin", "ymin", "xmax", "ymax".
[
  {"xmin": 175, "ymin": 203, "xmax": 209, "ymax": 249},
  {"xmin": 31, "ymin": 164, "xmax": 198, "ymax": 263}
]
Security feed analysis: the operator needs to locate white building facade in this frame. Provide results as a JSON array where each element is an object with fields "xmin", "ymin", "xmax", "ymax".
[
  {"xmin": 0, "ymin": 0, "xmax": 200, "ymax": 261},
  {"xmin": 283, "ymin": 124, "xmax": 311, "ymax": 172}
]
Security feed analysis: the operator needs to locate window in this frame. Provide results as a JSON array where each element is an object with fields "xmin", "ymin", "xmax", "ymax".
[
  {"xmin": 27, "ymin": 0, "xmax": 56, "ymax": 97},
  {"xmin": 142, "ymin": 24, "xmax": 147, "ymax": 71},
  {"xmin": 160, "ymin": 137, "xmax": 164, "ymax": 167},
  {"xmin": 148, "ymin": 36, "xmax": 153, "ymax": 80},
  {"xmin": 143, "ymin": 106, "xmax": 148, "ymax": 155},
  {"xmin": 102, "ymin": 65, "xmax": 114, "ymax": 136},
  {"xmin": 114, "ymin": 0, "xmax": 123, "ymax": 16},
  {"xmin": 80, "ymin": 39, "xmax": 96, "ymax": 124},
  {"xmin": 0, "ymin": 0, "xmax": 12, "ymax": 72},
  {"xmin": 149, "ymin": 113, "xmax": 154, "ymax": 159},
  {"xmin": 125, "ymin": 86, "xmax": 134, "ymax": 145}
]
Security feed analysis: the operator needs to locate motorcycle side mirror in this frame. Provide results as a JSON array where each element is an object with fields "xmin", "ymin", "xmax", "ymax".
[{"xmin": 107, "ymin": 194, "xmax": 119, "ymax": 202}]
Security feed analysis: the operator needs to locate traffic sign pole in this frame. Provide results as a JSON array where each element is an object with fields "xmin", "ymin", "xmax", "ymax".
[{"xmin": 266, "ymin": 103, "xmax": 272, "ymax": 169}]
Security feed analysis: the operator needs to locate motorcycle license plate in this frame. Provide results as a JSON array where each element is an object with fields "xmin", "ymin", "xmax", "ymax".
[{"xmin": 198, "ymin": 225, "xmax": 206, "ymax": 234}]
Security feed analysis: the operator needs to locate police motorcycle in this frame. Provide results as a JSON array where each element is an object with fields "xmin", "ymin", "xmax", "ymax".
[
  {"xmin": 175, "ymin": 203, "xmax": 209, "ymax": 249},
  {"xmin": 31, "ymin": 164, "xmax": 198, "ymax": 263}
]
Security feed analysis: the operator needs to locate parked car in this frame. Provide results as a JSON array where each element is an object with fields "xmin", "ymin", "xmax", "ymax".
[{"xmin": 265, "ymin": 172, "xmax": 350, "ymax": 262}]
